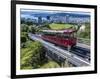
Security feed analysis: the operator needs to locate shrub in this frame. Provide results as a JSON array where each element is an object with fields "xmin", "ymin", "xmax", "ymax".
[{"xmin": 21, "ymin": 41, "xmax": 45, "ymax": 69}]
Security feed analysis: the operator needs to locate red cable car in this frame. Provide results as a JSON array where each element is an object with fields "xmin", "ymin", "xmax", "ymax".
[{"xmin": 41, "ymin": 29, "xmax": 77, "ymax": 49}]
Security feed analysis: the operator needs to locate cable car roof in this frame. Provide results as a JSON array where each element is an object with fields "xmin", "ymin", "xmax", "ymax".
[{"xmin": 42, "ymin": 29, "xmax": 76, "ymax": 34}]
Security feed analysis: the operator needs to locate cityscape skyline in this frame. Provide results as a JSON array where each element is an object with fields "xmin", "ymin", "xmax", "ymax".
[{"xmin": 21, "ymin": 9, "xmax": 90, "ymax": 24}]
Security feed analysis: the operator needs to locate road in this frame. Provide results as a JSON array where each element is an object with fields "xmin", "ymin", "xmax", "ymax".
[{"xmin": 77, "ymin": 43, "xmax": 90, "ymax": 50}]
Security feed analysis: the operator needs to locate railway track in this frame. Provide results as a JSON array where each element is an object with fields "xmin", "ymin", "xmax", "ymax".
[
  {"xmin": 70, "ymin": 46, "xmax": 90, "ymax": 62},
  {"xmin": 35, "ymin": 33, "xmax": 90, "ymax": 61},
  {"xmin": 56, "ymin": 45, "xmax": 90, "ymax": 62},
  {"xmin": 43, "ymin": 39, "xmax": 90, "ymax": 62}
]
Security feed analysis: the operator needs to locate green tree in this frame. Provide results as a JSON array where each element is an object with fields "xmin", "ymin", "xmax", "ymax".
[
  {"xmin": 21, "ymin": 24, "xmax": 29, "ymax": 32},
  {"xmin": 21, "ymin": 41, "xmax": 45, "ymax": 69},
  {"xmin": 21, "ymin": 36, "xmax": 27, "ymax": 43}
]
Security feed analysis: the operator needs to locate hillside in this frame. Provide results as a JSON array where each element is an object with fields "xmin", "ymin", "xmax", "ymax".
[{"xmin": 49, "ymin": 23, "xmax": 74, "ymax": 30}]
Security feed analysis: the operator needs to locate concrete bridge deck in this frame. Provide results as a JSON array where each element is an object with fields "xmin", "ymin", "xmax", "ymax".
[{"xmin": 28, "ymin": 33, "xmax": 90, "ymax": 67}]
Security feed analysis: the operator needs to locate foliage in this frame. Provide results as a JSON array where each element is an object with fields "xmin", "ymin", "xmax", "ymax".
[
  {"xmin": 77, "ymin": 23, "xmax": 90, "ymax": 39},
  {"xmin": 21, "ymin": 41, "xmax": 45, "ymax": 69},
  {"xmin": 21, "ymin": 35, "xmax": 27, "ymax": 43},
  {"xmin": 21, "ymin": 18, "xmax": 33, "ymax": 25},
  {"xmin": 38, "ymin": 24, "xmax": 50, "ymax": 30},
  {"xmin": 20, "ymin": 22, "xmax": 62, "ymax": 69},
  {"xmin": 40, "ymin": 60, "xmax": 60, "ymax": 68},
  {"xmin": 30, "ymin": 27, "xmax": 36, "ymax": 34},
  {"xmin": 21, "ymin": 24, "xmax": 29, "ymax": 32}
]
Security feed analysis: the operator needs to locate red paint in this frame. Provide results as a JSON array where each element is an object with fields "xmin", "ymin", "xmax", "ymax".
[{"xmin": 41, "ymin": 35, "xmax": 76, "ymax": 47}]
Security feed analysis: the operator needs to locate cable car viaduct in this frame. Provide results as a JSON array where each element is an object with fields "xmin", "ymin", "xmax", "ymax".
[{"xmin": 28, "ymin": 33, "xmax": 90, "ymax": 67}]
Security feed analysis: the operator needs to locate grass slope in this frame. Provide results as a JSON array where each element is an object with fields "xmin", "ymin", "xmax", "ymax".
[
  {"xmin": 40, "ymin": 60, "xmax": 60, "ymax": 68},
  {"xmin": 49, "ymin": 23, "xmax": 73, "ymax": 30}
]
